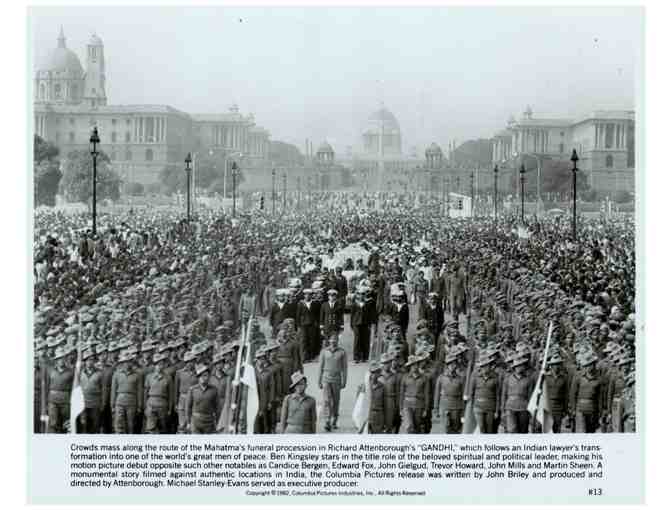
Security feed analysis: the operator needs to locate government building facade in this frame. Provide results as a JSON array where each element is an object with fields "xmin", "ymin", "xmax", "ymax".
[
  {"xmin": 491, "ymin": 106, "xmax": 635, "ymax": 193},
  {"xmin": 33, "ymin": 28, "xmax": 271, "ymax": 187}
]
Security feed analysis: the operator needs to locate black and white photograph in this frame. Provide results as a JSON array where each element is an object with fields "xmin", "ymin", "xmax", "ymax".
[{"xmin": 30, "ymin": 5, "xmax": 640, "ymax": 439}]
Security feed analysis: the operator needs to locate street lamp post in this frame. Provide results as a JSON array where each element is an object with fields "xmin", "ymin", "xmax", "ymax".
[
  {"xmin": 283, "ymin": 171, "xmax": 287, "ymax": 210},
  {"xmin": 571, "ymin": 149, "xmax": 579, "ymax": 240},
  {"xmin": 89, "ymin": 127, "xmax": 100, "ymax": 236},
  {"xmin": 519, "ymin": 163, "xmax": 526, "ymax": 224},
  {"xmin": 231, "ymin": 162, "xmax": 238, "ymax": 217},
  {"xmin": 493, "ymin": 164, "xmax": 499, "ymax": 219},
  {"xmin": 272, "ymin": 168, "xmax": 276, "ymax": 215},
  {"xmin": 296, "ymin": 176, "xmax": 301, "ymax": 209},
  {"xmin": 184, "ymin": 153, "xmax": 192, "ymax": 221},
  {"xmin": 470, "ymin": 171, "xmax": 475, "ymax": 217}
]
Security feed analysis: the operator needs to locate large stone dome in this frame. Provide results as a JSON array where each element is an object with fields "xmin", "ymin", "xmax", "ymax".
[
  {"xmin": 40, "ymin": 28, "xmax": 83, "ymax": 75},
  {"xmin": 365, "ymin": 106, "xmax": 401, "ymax": 135},
  {"xmin": 362, "ymin": 105, "xmax": 402, "ymax": 155}
]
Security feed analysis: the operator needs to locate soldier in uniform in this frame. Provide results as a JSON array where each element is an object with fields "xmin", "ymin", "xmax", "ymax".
[
  {"xmin": 544, "ymin": 352, "xmax": 569, "ymax": 433},
  {"xmin": 144, "ymin": 352, "xmax": 174, "ymax": 434},
  {"xmin": 270, "ymin": 289, "xmax": 291, "ymax": 338},
  {"xmin": 209, "ymin": 349, "xmax": 229, "ymax": 427},
  {"xmin": 418, "ymin": 293, "xmax": 444, "ymax": 357},
  {"xmin": 186, "ymin": 364, "xmax": 218, "ymax": 434},
  {"xmin": 399, "ymin": 355, "xmax": 431, "ymax": 433},
  {"xmin": 317, "ymin": 333, "xmax": 348, "ymax": 431},
  {"xmin": 320, "ymin": 289, "xmax": 344, "ymax": 339},
  {"xmin": 110, "ymin": 351, "xmax": 143, "ymax": 434},
  {"xmin": 351, "ymin": 290, "xmax": 376, "ymax": 363},
  {"xmin": 44, "ymin": 345, "xmax": 75, "ymax": 433},
  {"xmin": 253, "ymin": 347, "xmax": 275, "ymax": 434},
  {"xmin": 175, "ymin": 350, "xmax": 198, "ymax": 433},
  {"xmin": 467, "ymin": 353, "xmax": 500, "ymax": 434},
  {"xmin": 101, "ymin": 341, "xmax": 121, "ymax": 433},
  {"xmin": 367, "ymin": 362, "xmax": 385, "ymax": 433},
  {"xmin": 433, "ymin": 351, "xmax": 466, "ymax": 434},
  {"xmin": 380, "ymin": 352, "xmax": 402, "ymax": 433},
  {"xmin": 79, "ymin": 347, "xmax": 103, "ymax": 433},
  {"xmin": 569, "ymin": 351, "xmax": 605, "ymax": 433},
  {"xmin": 266, "ymin": 342, "xmax": 283, "ymax": 433},
  {"xmin": 387, "ymin": 287, "xmax": 409, "ymax": 340},
  {"xmin": 621, "ymin": 370, "xmax": 635, "ymax": 433},
  {"xmin": 297, "ymin": 289, "xmax": 320, "ymax": 362},
  {"xmin": 501, "ymin": 355, "xmax": 535, "ymax": 433},
  {"xmin": 280, "ymin": 371, "xmax": 317, "ymax": 434}
]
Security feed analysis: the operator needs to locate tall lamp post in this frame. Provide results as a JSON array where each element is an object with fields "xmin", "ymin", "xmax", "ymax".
[
  {"xmin": 231, "ymin": 162, "xmax": 239, "ymax": 217},
  {"xmin": 493, "ymin": 164, "xmax": 499, "ymax": 219},
  {"xmin": 271, "ymin": 168, "xmax": 276, "ymax": 215},
  {"xmin": 283, "ymin": 171, "xmax": 287, "ymax": 210},
  {"xmin": 184, "ymin": 152, "xmax": 192, "ymax": 221},
  {"xmin": 571, "ymin": 149, "xmax": 579, "ymax": 240},
  {"xmin": 470, "ymin": 171, "xmax": 475, "ymax": 217},
  {"xmin": 519, "ymin": 163, "xmax": 526, "ymax": 224},
  {"xmin": 89, "ymin": 127, "xmax": 100, "ymax": 236},
  {"xmin": 296, "ymin": 176, "xmax": 301, "ymax": 209}
]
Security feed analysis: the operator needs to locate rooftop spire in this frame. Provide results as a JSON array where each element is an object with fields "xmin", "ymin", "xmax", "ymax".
[{"xmin": 57, "ymin": 25, "xmax": 66, "ymax": 48}]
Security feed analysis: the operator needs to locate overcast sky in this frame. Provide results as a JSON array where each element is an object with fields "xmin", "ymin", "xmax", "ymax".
[{"xmin": 30, "ymin": 6, "xmax": 642, "ymax": 155}]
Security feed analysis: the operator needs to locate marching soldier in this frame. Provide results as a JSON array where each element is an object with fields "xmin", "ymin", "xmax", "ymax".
[
  {"xmin": 175, "ymin": 351, "xmax": 198, "ymax": 433},
  {"xmin": 280, "ymin": 371, "xmax": 317, "ymax": 434},
  {"xmin": 381, "ymin": 351, "xmax": 402, "ymax": 433},
  {"xmin": 433, "ymin": 352, "xmax": 466, "ymax": 434},
  {"xmin": 399, "ymin": 355, "xmax": 431, "ymax": 433},
  {"xmin": 501, "ymin": 355, "xmax": 535, "ymax": 433},
  {"xmin": 144, "ymin": 351, "xmax": 174, "ymax": 434},
  {"xmin": 44, "ymin": 345, "xmax": 75, "ymax": 433},
  {"xmin": 544, "ymin": 352, "xmax": 569, "ymax": 433},
  {"xmin": 254, "ymin": 347, "xmax": 275, "ymax": 434},
  {"xmin": 418, "ymin": 293, "xmax": 444, "ymax": 356},
  {"xmin": 297, "ymin": 289, "xmax": 320, "ymax": 362},
  {"xmin": 79, "ymin": 347, "xmax": 103, "ymax": 433},
  {"xmin": 110, "ymin": 350, "xmax": 143, "ymax": 434},
  {"xmin": 621, "ymin": 370, "xmax": 635, "ymax": 433},
  {"xmin": 367, "ymin": 362, "xmax": 386, "ymax": 433},
  {"xmin": 266, "ymin": 342, "xmax": 283, "ymax": 433},
  {"xmin": 467, "ymin": 353, "xmax": 500, "ymax": 434},
  {"xmin": 317, "ymin": 333, "xmax": 348, "ymax": 431},
  {"xmin": 185, "ymin": 364, "xmax": 218, "ymax": 434},
  {"xmin": 569, "ymin": 351, "xmax": 605, "ymax": 433}
]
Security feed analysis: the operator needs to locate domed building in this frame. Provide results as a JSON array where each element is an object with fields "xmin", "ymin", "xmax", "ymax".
[
  {"xmin": 363, "ymin": 106, "xmax": 402, "ymax": 156},
  {"xmin": 34, "ymin": 27, "xmax": 86, "ymax": 105},
  {"xmin": 33, "ymin": 28, "xmax": 273, "ymax": 189}
]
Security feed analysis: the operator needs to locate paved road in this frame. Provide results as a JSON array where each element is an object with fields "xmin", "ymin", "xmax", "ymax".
[{"xmin": 257, "ymin": 302, "xmax": 468, "ymax": 434}]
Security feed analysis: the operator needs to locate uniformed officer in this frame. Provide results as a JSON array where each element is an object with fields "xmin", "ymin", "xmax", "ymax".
[
  {"xmin": 45, "ymin": 345, "xmax": 75, "ymax": 433},
  {"xmin": 175, "ymin": 350, "xmax": 198, "ymax": 433},
  {"xmin": 79, "ymin": 347, "xmax": 103, "ymax": 433},
  {"xmin": 367, "ymin": 362, "xmax": 386, "ymax": 433},
  {"xmin": 144, "ymin": 352, "xmax": 174, "ymax": 434},
  {"xmin": 186, "ymin": 364, "xmax": 218, "ymax": 434},
  {"xmin": 318, "ymin": 333, "xmax": 348, "ymax": 431},
  {"xmin": 467, "ymin": 353, "xmax": 500, "ymax": 434},
  {"xmin": 266, "ymin": 341, "xmax": 283, "ymax": 433},
  {"xmin": 501, "ymin": 354, "xmax": 535, "ymax": 433},
  {"xmin": 433, "ymin": 352, "xmax": 466, "ymax": 434},
  {"xmin": 399, "ymin": 355, "xmax": 431, "ymax": 433},
  {"xmin": 320, "ymin": 289, "xmax": 344, "ymax": 339},
  {"xmin": 101, "ymin": 341, "xmax": 121, "ymax": 433},
  {"xmin": 254, "ymin": 347, "xmax": 275, "ymax": 434},
  {"xmin": 280, "ymin": 371, "xmax": 317, "ymax": 434},
  {"xmin": 569, "ymin": 351, "xmax": 604, "ymax": 433},
  {"xmin": 110, "ymin": 351, "xmax": 143, "ymax": 434},
  {"xmin": 544, "ymin": 352, "xmax": 569, "ymax": 433},
  {"xmin": 380, "ymin": 352, "xmax": 402, "ymax": 433},
  {"xmin": 621, "ymin": 370, "xmax": 635, "ymax": 433}
]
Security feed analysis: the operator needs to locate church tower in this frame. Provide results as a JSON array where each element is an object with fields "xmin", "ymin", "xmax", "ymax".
[{"xmin": 83, "ymin": 33, "xmax": 106, "ymax": 107}]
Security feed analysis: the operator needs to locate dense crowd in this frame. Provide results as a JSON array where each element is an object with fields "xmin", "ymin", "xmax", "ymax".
[{"xmin": 32, "ymin": 197, "xmax": 636, "ymax": 434}]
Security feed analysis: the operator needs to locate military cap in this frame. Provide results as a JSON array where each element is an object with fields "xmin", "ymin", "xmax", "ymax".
[
  {"xmin": 579, "ymin": 352, "xmax": 599, "ymax": 367},
  {"xmin": 82, "ymin": 348, "xmax": 96, "ymax": 360},
  {"xmin": 404, "ymin": 355, "xmax": 421, "ymax": 367},
  {"xmin": 380, "ymin": 352, "xmax": 394, "ymax": 364},
  {"xmin": 46, "ymin": 335, "xmax": 65, "ymax": 348},
  {"xmin": 289, "ymin": 371, "xmax": 307, "ymax": 389},
  {"xmin": 195, "ymin": 364, "xmax": 210, "ymax": 377},
  {"xmin": 617, "ymin": 355, "xmax": 635, "ymax": 367},
  {"xmin": 547, "ymin": 353, "xmax": 564, "ymax": 365},
  {"xmin": 444, "ymin": 353, "xmax": 459, "ymax": 364},
  {"xmin": 212, "ymin": 350, "xmax": 226, "ymax": 364},
  {"xmin": 183, "ymin": 350, "xmax": 196, "ymax": 362},
  {"xmin": 153, "ymin": 352, "xmax": 168, "ymax": 363},
  {"xmin": 512, "ymin": 355, "xmax": 528, "ymax": 368},
  {"xmin": 141, "ymin": 341, "xmax": 156, "ymax": 353}
]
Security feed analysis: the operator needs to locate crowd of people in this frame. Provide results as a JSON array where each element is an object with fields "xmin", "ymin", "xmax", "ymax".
[{"xmin": 32, "ymin": 195, "xmax": 636, "ymax": 434}]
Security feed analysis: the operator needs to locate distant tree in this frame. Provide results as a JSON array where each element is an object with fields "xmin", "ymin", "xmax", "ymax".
[
  {"xmin": 124, "ymin": 182, "xmax": 144, "ymax": 196},
  {"xmin": 158, "ymin": 164, "xmax": 183, "ymax": 195},
  {"xmin": 33, "ymin": 135, "xmax": 62, "ymax": 206},
  {"xmin": 60, "ymin": 150, "xmax": 121, "ymax": 204},
  {"xmin": 508, "ymin": 158, "xmax": 590, "ymax": 197},
  {"xmin": 613, "ymin": 190, "xmax": 633, "ymax": 204},
  {"xmin": 453, "ymin": 139, "xmax": 494, "ymax": 167},
  {"xmin": 269, "ymin": 141, "xmax": 305, "ymax": 166}
]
